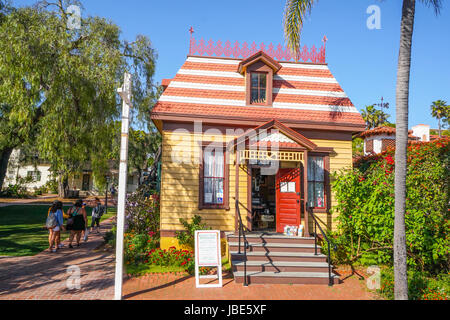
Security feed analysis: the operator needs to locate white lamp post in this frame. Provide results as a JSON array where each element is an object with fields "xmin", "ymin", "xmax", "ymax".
[{"xmin": 114, "ymin": 72, "xmax": 133, "ymax": 300}]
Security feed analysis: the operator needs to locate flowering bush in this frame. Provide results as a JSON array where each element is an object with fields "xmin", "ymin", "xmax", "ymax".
[
  {"xmin": 125, "ymin": 184, "xmax": 160, "ymax": 235},
  {"xmin": 145, "ymin": 247, "xmax": 195, "ymax": 274},
  {"xmin": 330, "ymin": 139, "xmax": 449, "ymax": 273},
  {"xmin": 124, "ymin": 231, "xmax": 159, "ymax": 265}
]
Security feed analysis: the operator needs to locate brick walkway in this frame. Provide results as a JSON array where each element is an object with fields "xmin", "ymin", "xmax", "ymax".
[
  {"xmin": 122, "ymin": 267, "xmax": 378, "ymax": 300},
  {"xmin": 0, "ymin": 220, "xmax": 115, "ymax": 300},
  {"xmin": 0, "ymin": 214, "xmax": 378, "ymax": 300}
]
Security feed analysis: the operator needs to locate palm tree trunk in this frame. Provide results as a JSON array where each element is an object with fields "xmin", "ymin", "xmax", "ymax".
[
  {"xmin": 438, "ymin": 118, "xmax": 442, "ymax": 138},
  {"xmin": 394, "ymin": 0, "xmax": 415, "ymax": 301}
]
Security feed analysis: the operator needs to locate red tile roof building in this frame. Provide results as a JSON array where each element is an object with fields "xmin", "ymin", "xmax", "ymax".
[{"xmin": 358, "ymin": 124, "xmax": 446, "ymax": 155}]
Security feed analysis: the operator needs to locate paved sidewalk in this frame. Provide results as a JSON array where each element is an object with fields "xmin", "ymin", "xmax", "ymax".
[
  {"xmin": 122, "ymin": 268, "xmax": 378, "ymax": 300},
  {"xmin": 0, "ymin": 220, "xmax": 115, "ymax": 300}
]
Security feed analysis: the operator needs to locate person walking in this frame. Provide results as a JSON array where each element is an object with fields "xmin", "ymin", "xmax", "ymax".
[
  {"xmin": 90, "ymin": 197, "xmax": 105, "ymax": 234},
  {"xmin": 46, "ymin": 201, "xmax": 65, "ymax": 253},
  {"xmin": 66, "ymin": 199, "xmax": 88, "ymax": 248},
  {"xmin": 81, "ymin": 201, "xmax": 89, "ymax": 242}
]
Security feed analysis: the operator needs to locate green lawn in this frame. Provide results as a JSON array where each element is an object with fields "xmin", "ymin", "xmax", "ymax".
[{"xmin": 0, "ymin": 205, "xmax": 116, "ymax": 257}]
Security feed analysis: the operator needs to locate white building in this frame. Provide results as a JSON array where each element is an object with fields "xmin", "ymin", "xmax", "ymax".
[
  {"xmin": 3, "ymin": 149, "xmax": 141, "ymax": 195},
  {"xmin": 360, "ymin": 124, "xmax": 434, "ymax": 155}
]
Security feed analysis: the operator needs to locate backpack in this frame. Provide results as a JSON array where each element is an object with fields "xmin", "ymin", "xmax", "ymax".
[
  {"xmin": 46, "ymin": 211, "xmax": 57, "ymax": 229},
  {"xmin": 93, "ymin": 205, "xmax": 105, "ymax": 218},
  {"xmin": 98, "ymin": 205, "xmax": 105, "ymax": 217}
]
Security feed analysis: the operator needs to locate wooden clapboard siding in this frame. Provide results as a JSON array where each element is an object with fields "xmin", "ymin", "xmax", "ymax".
[
  {"xmin": 160, "ymin": 130, "xmax": 249, "ymax": 233},
  {"xmin": 160, "ymin": 129, "xmax": 352, "ymax": 233}
]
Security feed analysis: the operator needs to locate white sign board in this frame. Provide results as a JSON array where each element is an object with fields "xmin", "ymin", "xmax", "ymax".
[{"xmin": 194, "ymin": 230, "xmax": 222, "ymax": 288}]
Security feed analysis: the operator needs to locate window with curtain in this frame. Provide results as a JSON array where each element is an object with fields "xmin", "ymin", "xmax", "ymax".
[
  {"xmin": 250, "ymin": 72, "xmax": 267, "ymax": 104},
  {"xmin": 308, "ymin": 156, "xmax": 325, "ymax": 208},
  {"xmin": 203, "ymin": 149, "xmax": 224, "ymax": 205}
]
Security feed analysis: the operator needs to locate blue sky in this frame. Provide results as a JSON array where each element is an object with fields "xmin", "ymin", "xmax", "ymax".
[{"xmin": 13, "ymin": 0, "xmax": 450, "ymax": 129}]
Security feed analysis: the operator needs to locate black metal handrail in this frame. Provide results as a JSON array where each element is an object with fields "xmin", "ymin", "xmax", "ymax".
[
  {"xmin": 236, "ymin": 200, "xmax": 249, "ymax": 287},
  {"xmin": 307, "ymin": 206, "xmax": 338, "ymax": 286}
]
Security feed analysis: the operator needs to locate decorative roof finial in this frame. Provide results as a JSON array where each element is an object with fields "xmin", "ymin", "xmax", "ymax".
[{"xmin": 188, "ymin": 26, "xmax": 195, "ymax": 55}]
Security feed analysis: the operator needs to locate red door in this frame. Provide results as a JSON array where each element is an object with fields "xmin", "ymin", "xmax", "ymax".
[{"xmin": 276, "ymin": 168, "xmax": 301, "ymax": 233}]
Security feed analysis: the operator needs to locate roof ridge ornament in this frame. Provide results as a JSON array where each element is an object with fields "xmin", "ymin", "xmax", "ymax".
[{"xmin": 188, "ymin": 36, "xmax": 327, "ymax": 63}]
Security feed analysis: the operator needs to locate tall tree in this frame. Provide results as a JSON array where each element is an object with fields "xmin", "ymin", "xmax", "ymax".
[
  {"xmin": 394, "ymin": 0, "xmax": 442, "ymax": 300},
  {"xmin": 430, "ymin": 100, "xmax": 449, "ymax": 138},
  {"xmin": 284, "ymin": 0, "xmax": 443, "ymax": 300},
  {"xmin": 0, "ymin": 0, "xmax": 158, "ymax": 195}
]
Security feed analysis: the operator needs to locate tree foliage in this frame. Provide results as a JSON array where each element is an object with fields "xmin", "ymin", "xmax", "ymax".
[
  {"xmin": 331, "ymin": 139, "xmax": 449, "ymax": 274},
  {"xmin": 430, "ymin": 100, "xmax": 449, "ymax": 137},
  {"xmin": 361, "ymin": 105, "xmax": 391, "ymax": 130},
  {"xmin": 0, "ymin": 0, "xmax": 159, "ymax": 194}
]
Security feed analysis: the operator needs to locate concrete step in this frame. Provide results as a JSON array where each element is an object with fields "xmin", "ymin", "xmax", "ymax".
[
  {"xmin": 233, "ymin": 271, "xmax": 340, "ymax": 285},
  {"xmin": 228, "ymin": 242, "xmax": 320, "ymax": 253},
  {"xmin": 232, "ymin": 260, "xmax": 332, "ymax": 273},
  {"xmin": 230, "ymin": 251, "xmax": 328, "ymax": 263},
  {"xmin": 227, "ymin": 234, "xmax": 315, "ymax": 245}
]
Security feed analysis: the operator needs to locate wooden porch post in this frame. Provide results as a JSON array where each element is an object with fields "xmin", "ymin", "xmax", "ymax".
[{"xmin": 304, "ymin": 150, "xmax": 309, "ymax": 236}]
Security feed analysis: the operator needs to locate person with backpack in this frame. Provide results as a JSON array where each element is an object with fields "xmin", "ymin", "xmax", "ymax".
[
  {"xmin": 90, "ymin": 197, "xmax": 105, "ymax": 234},
  {"xmin": 66, "ymin": 199, "xmax": 88, "ymax": 248},
  {"xmin": 46, "ymin": 201, "xmax": 65, "ymax": 253},
  {"xmin": 47, "ymin": 201, "xmax": 67, "ymax": 249}
]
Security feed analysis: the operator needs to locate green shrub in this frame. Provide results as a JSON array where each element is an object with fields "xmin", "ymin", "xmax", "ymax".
[
  {"xmin": 125, "ymin": 184, "xmax": 160, "ymax": 235},
  {"xmin": 45, "ymin": 179, "xmax": 58, "ymax": 194},
  {"xmin": 124, "ymin": 231, "xmax": 159, "ymax": 265},
  {"xmin": 176, "ymin": 215, "xmax": 210, "ymax": 249},
  {"xmin": 33, "ymin": 184, "xmax": 48, "ymax": 196},
  {"xmin": 0, "ymin": 176, "xmax": 32, "ymax": 198},
  {"xmin": 331, "ymin": 139, "xmax": 449, "ymax": 273},
  {"xmin": 378, "ymin": 268, "xmax": 449, "ymax": 300}
]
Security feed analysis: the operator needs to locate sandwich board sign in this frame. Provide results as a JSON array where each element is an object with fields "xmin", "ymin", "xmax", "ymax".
[{"xmin": 194, "ymin": 230, "xmax": 223, "ymax": 288}]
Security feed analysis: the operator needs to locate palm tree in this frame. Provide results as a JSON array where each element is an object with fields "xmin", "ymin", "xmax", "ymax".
[
  {"xmin": 431, "ymin": 100, "xmax": 449, "ymax": 138},
  {"xmin": 361, "ymin": 105, "xmax": 390, "ymax": 129},
  {"xmin": 284, "ymin": 0, "xmax": 443, "ymax": 300}
]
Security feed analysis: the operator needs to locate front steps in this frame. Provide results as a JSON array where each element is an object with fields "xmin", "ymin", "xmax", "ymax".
[{"xmin": 228, "ymin": 233, "xmax": 339, "ymax": 285}]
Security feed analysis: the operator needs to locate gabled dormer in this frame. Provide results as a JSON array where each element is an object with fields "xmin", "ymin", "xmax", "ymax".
[{"xmin": 238, "ymin": 51, "xmax": 282, "ymax": 107}]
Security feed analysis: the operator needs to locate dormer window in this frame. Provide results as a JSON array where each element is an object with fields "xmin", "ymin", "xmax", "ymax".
[
  {"xmin": 250, "ymin": 72, "xmax": 267, "ymax": 104},
  {"xmin": 238, "ymin": 51, "xmax": 282, "ymax": 107}
]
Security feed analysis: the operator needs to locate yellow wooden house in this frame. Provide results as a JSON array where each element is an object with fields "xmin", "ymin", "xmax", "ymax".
[{"xmin": 150, "ymin": 38, "xmax": 365, "ymax": 284}]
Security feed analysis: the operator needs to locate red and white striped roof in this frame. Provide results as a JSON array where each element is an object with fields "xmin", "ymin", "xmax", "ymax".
[{"xmin": 152, "ymin": 55, "xmax": 365, "ymax": 130}]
